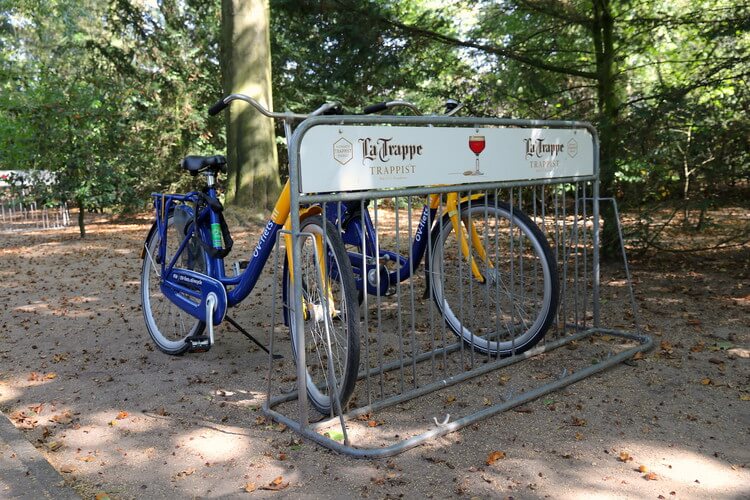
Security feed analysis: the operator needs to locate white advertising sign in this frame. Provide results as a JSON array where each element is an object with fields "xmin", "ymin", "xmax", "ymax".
[{"xmin": 298, "ymin": 125, "xmax": 594, "ymax": 194}]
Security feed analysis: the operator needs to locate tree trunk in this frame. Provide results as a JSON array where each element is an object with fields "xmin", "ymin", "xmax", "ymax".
[
  {"xmin": 76, "ymin": 196, "xmax": 86, "ymax": 238},
  {"xmin": 220, "ymin": 0, "xmax": 279, "ymax": 209},
  {"xmin": 592, "ymin": 0, "xmax": 622, "ymax": 258}
]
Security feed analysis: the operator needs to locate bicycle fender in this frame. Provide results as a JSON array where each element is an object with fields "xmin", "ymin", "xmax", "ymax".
[
  {"xmin": 141, "ymin": 222, "xmax": 159, "ymax": 260},
  {"xmin": 160, "ymin": 269, "xmax": 228, "ymax": 325}
]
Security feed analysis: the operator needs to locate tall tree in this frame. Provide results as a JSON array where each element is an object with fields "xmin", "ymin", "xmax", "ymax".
[{"xmin": 221, "ymin": 0, "xmax": 279, "ymax": 209}]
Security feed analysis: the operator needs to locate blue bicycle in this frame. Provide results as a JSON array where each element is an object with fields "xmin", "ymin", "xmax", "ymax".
[{"xmin": 140, "ymin": 95, "xmax": 360, "ymax": 415}]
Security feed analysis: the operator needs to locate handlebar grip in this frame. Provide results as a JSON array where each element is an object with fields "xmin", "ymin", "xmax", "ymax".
[
  {"xmin": 322, "ymin": 102, "xmax": 344, "ymax": 115},
  {"xmin": 208, "ymin": 98, "xmax": 228, "ymax": 116},
  {"xmin": 363, "ymin": 101, "xmax": 388, "ymax": 115}
]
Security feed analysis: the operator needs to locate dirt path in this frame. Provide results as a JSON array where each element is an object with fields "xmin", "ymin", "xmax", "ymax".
[{"xmin": 0, "ymin": 213, "xmax": 748, "ymax": 499}]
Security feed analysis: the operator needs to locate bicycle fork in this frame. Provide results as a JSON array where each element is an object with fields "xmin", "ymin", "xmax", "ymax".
[{"xmin": 444, "ymin": 192, "xmax": 495, "ymax": 284}]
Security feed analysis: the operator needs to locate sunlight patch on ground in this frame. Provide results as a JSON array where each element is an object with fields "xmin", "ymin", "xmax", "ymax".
[
  {"xmin": 1, "ymin": 374, "xmax": 58, "ymax": 391},
  {"xmin": 0, "ymin": 383, "xmax": 21, "ymax": 404},
  {"xmin": 179, "ymin": 427, "xmax": 249, "ymax": 462},
  {"xmin": 612, "ymin": 441, "xmax": 750, "ymax": 495}
]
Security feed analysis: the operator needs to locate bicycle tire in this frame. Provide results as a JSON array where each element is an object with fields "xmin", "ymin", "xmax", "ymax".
[
  {"xmin": 284, "ymin": 215, "xmax": 361, "ymax": 415},
  {"xmin": 429, "ymin": 199, "xmax": 559, "ymax": 356},
  {"xmin": 141, "ymin": 215, "xmax": 206, "ymax": 355}
]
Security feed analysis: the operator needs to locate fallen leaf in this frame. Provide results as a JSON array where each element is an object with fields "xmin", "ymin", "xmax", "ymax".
[
  {"xmin": 324, "ymin": 430, "xmax": 344, "ymax": 441},
  {"xmin": 445, "ymin": 395, "xmax": 457, "ymax": 404},
  {"xmin": 94, "ymin": 493, "xmax": 111, "ymax": 500},
  {"xmin": 570, "ymin": 416, "xmax": 587, "ymax": 427},
  {"xmin": 28, "ymin": 372, "xmax": 41, "ymax": 382},
  {"xmin": 44, "ymin": 372, "xmax": 57, "ymax": 380},
  {"xmin": 78, "ymin": 455, "xmax": 95, "ymax": 463},
  {"xmin": 243, "ymin": 482, "xmax": 257, "ymax": 493},
  {"xmin": 116, "ymin": 411, "xmax": 129, "ymax": 420},
  {"xmin": 740, "ymin": 394, "xmax": 750, "ymax": 401},
  {"xmin": 60, "ymin": 464, "xmax": 75, "ymax": 474},
  {"xmin": 690, "ymin": 342, "xmax": 705, "ymax": 353},
  {"xmin": 619, "ymin": 451, "xmax": 632, "ymax": 462},
  {"xmin": 486, "ymin": 451, "xmax": 506, "ymax": 465},
  {"xmin": 278, "ymin": 452, "xmax": 287, "ymax": 461},
  {"xmin": 638, "ymin": 465, "xmax": 648, "ymax": 473},
  {"xmin": 632, "ymin": 351, "xmax": 644, "ymax": 361},
  {"xmin": 28, "ymin": 403, "xmax": 45, "ymax": 415},
  {"xmin": 47, "ymin": 441, "xmax": 63, "ymax": 452},
  {"xmin": 700, "ymin": 378, "xmax": 711, "ymax": 386},
  {"xmin": 513, "ymin": 406, "xmax": 533, "ymax": 413},
  {"xmin": 52, "ymin": 353, "xmax": 68, "ymax": 363},
  {"xmin": 176, "ymin": 468, "xmax": 195, "ymax": 477},
  {"xmin": 575, "ymin": 432, "xmax": 584, "ymax": 441},
  {"xmin": 51, "ymin": 411, "xmax": 73, "ymax": 425},
  {"xmin": 260, "ymin": 476, "xmax": 289, "ymax": 491},
  {"xmin": 367, "ymin": 420, "xmax": 378, "ymax": 427},
  {"xmin": 644, "ymin": 472, "xmax": 658, "ymax": 481}
]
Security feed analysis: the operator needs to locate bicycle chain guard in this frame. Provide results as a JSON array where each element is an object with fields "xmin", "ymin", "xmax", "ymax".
[{"xmin": 160, "ymin": 269, "xmax": 227, "ymax": 325}]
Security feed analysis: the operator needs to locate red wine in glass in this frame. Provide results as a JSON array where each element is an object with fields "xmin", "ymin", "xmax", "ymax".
[{"xmin": 467, "ymin": 135, "xmax": 486, "ymax": 175}]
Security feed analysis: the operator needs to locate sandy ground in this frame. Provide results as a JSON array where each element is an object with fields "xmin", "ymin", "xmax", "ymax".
[{"xmin": 0, "ymin": 210, "xmax": 748, "ymax": 499}]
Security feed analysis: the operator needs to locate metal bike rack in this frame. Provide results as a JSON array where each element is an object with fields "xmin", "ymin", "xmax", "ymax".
[
  {"xmin": 263, "ymin": 114, "xmax": 652, "ymax": 457},
  {"xmin": 0, "ymin": 197, "xmax": 70, "ymax": 232}
]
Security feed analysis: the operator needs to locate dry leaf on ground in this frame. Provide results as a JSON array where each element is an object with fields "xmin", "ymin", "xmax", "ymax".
[
  {"xmin": 260, "ymin": 476, "xmax": 289, "ymax": 491},
  {"xmin": 486, "ymin": 451, "xmax": 506, "ymax": 465}
]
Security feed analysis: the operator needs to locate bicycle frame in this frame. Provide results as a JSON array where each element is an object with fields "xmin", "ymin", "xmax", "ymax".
[
  {"xmin": 148, "ymin": 179, "xmax": 321, "ymax": 322},
  {"xmin": 326, "ymin": 190, "xmax": 493, "ymax": 296}
]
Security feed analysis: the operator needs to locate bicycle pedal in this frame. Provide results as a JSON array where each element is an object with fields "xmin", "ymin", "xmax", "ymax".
[{"xmin": 186, "ymin": 336, "xmax": 212, "ymax": 353}]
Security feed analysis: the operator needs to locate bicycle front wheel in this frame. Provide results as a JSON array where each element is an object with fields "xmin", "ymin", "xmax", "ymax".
[
  {"xmin": 429, "ymin": 199, "xmax": 558, "ymax": 356},
  {"xmin": 141, "ymin": 215, "xmax": 206, "ymax": 355},
  {"xmin": 285, "ymin": 216, "xmax": 360, "ymax": 416}
]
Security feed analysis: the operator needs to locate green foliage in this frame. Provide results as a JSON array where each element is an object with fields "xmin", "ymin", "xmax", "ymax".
[
  {"xmin": 0, "ymin": 0, "xmax": 223, "ymax": 235},
  {"xmin": 0, "ymin": 0, "xmax": 747, "ymax": 239}
]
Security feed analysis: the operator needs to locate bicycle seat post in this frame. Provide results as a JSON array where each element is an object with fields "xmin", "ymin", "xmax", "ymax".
[{"xmin": 204, "ymin": 170, "xmax": 217, "ymax": 189}]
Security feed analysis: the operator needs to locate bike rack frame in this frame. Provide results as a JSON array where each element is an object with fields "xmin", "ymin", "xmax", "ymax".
[{"xmin": 263, "ymin": 114, "xmax": 653, "ymax": 457}]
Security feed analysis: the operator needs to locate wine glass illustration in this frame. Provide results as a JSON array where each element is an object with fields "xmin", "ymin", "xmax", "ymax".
[{"xmin": 465, "ymin": 134, "xmax": 486, "ymax": 176}]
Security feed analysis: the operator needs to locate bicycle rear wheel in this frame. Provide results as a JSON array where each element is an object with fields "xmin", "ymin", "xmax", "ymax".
[
  {"xmin": 285, "ymin": 216, "xmax": 360, "ymax": 416},
  {"xmin": 429, "ymin": 199, "xmax": 558, "ymax": 356},
  {"xmin": 141, "ymin": 214, "xmax": 206, "ymax": 355}
]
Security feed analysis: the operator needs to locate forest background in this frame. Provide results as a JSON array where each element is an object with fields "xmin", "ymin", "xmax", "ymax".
[{"xmin": 1, "ymin": 0, "xmax": 748, "ymax": 249}]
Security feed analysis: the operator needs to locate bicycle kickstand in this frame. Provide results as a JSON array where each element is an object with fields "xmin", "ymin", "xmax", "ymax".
[{"xmin": 224, "ymin": 315, "xmax": 283, "ymax": 359}]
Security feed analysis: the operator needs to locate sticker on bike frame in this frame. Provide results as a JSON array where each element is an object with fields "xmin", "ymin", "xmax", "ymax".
[{"xmin": 298, "ymin": 125, "xmax": 594, "ymax": 193}]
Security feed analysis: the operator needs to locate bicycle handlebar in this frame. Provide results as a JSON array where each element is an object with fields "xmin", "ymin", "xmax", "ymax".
[
  {"xmin": 362, "ymin": 101, "xmax": 389, "ymax": 115},
  {"xmin": 208, "ymin": 93, "xmax": 342, "ymax": 120},
  {"xmin": 210, "ymin": 93, "xmax": 463, "ymax": 120},
  {"xmin": 362, "ymin": 99, "xmax": 464, "ymax": 117}
]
